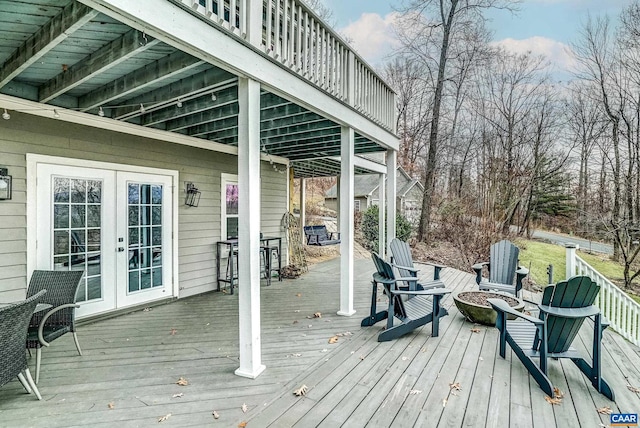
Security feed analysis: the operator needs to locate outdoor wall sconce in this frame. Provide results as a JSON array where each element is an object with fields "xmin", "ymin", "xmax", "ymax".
[
  {"xmin": 184, "ymin": 182, "xmax": 200, "ymax": 207},
  {"xmin": 0, "ymin": 168, "xmax": 12, "ymax": 200}
]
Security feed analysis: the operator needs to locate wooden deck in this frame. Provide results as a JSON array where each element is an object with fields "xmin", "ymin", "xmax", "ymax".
[{"xmin": 1, "ymin": 256, "xmax": 640, "ymax": 427}]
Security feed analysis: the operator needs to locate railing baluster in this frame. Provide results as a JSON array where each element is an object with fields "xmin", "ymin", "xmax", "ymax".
[
  {"xmin": 266, "ymin": 0, "xmax": 273, "ymax": 53},
  {"xmin": 574, "ymin": 254, "xmax": 640, "ymax": 346},
  {"xmin": 283, "ymin": 0, "xmax": 290, "ymax": 63},
  {"xmin": 296, "ymin": 4, "xmax": 302, "ymax": 71}
]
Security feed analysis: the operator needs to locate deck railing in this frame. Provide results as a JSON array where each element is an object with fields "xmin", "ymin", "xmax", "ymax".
[
  {"xmin": 178, "ymin": 0, "xmax": 396, "ymax": 132},
  {"xmin": 566, "ymin": 244, "xmax": 640, "ymax": 346}
]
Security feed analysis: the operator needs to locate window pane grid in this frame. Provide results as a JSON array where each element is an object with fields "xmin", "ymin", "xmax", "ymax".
[
  {"xmin": 52, "ymin": 177, "xmax": 102, "ymax": 303},
  {"xmin": 128, "ymin": 183, "xmax": 163, "ymax": 293}
]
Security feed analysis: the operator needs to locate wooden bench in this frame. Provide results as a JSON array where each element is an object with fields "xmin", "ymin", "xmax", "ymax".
[{"xmin": 303, "ymin": 225, "xmax": 341, "ymax": 246}]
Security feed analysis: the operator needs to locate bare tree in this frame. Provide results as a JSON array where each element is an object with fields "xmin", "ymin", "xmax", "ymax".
[
  {"xmin": 302, "ymin": 0, "xmax": 335, "ymax": 25},
  {"xmin": 395, "ymin": 0, "xmax": 520, "ymax": 242},
  {"xmin": 573, "ymin": 15, "xmax": 624, "ymax": 258}
]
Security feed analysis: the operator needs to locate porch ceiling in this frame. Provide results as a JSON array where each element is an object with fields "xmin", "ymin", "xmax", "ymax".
[{"xmin": 0, "ymin": 0, "xmax": 387, "ymax": 178}]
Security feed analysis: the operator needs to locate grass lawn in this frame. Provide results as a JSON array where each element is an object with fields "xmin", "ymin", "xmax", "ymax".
[{"xmin": 516, "ymin": 238, "xmax": 639, "ymax": 292}]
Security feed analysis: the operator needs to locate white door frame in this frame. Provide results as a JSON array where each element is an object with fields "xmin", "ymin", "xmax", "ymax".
[{"xmin": 26, "ymin": 154, "xmax": 180, "ymax": 309}]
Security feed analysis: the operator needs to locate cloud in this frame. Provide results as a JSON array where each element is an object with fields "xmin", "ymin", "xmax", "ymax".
[
  {"xmin": 492, "ymin": 36, "xmax": 577, "ymax": 76},
  {"xmin": 339, "ymin": 12, "xmax": 402, "ymax": 66}
]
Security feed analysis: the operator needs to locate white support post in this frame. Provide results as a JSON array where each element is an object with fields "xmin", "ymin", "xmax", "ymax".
[
  {"xmin": 566, "ymin": 243, "xmax": 578, "ymax": 280},
  {"xmin": 386, "ymin": 150, "xmax": 396, "ymax": 256},
  {"xmin": 235, "ymin": 77, "xmax": 265, "ymax": 379},
  {"xmin": 339, "ymin": 126, "xmax": 355, "ymax": 316},
  {"xmin": 299, "ymin": 177, "xmax": 306, "ymax": 240},
  {"xmin": 378, "ymin": 173, "xmax": 386, "ymax": 259},
  {"xmin": 336, "ymin": 175, "xmax": 341, "ymax": 229}
]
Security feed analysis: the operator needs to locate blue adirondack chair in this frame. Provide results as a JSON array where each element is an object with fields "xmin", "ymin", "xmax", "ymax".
[
  {"xmin": 488, "ymin": 275, "xmax": 614, "ymax": 400},
  {"xmin": 361, "ymin": 252, "xmax": 451, "ymax": 342},
  {"xmin": 472, "ymin": 239, "xmax": 528, "ymax": 297},
  {"xmin": 389, "ymin": 238, "xmax": 445, "ymax": 291}
]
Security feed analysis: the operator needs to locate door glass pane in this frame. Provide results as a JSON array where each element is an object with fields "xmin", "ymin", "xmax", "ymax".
[
  {"xmin": 52, "ymin": 177, "xmax": 103, "ymax": 303},
  {"xmin": 127, "ymin": 182, "xmax": 164, "ymax": 293}
]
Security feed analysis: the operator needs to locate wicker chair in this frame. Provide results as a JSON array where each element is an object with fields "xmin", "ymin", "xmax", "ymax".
[
  {"xmin": 26, "ymin": 270, "xmax": 84, "ymax": 384},
  {"xmin": 0, "ymin": 289, "xmax": 47, "ymax": 400}
]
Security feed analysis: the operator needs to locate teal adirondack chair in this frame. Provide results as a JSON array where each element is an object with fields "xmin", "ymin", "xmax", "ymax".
[
  {"xmin": 389, "ymin": 238, "xmax": 445, "ymax": 291},
  {"xmin": 488, "ymin": 276, "xmax": 614, "ymax": 400},
  {"xmin": 361, "ymin": 252, "xmax": 450, "ymax": 342},
  {"xmin": 472, "ymin": 240, "xmax": 528, "ymax": 297}
]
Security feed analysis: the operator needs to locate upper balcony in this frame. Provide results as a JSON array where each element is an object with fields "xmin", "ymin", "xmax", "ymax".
[
  {"xmin": 0, "ymin": 0, "xmax": 397, "ymax": 177},
  {"xmin": 182, "ymin": 0, "xmax": 396, "ymax": 133}
]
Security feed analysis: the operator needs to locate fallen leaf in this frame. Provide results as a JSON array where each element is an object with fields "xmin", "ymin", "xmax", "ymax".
[
  {"xmin": 313, "ymin": 312, "xmax": 322, "ymax": 318},
  {"xmin": 158, "ymin": 413, "xmax": 172, "ymax": 422},
  {"xmin": 294, "ymin": 384, "xmax": 308, "ymax": 396},
  {"xmin": 544, "ymin": 395, "xmax": 562, "ymax": 405},
  {"xmin": 597, "ymin": 406, "xmax": 613, "ymax": 415},
  {"xmin": 170, "ymin": 328, "xmax": 177, "ymax": 336},
  {"xmin": 329, "ymin": 336, "xmax": 339, "ymax": 344},
  {"xmin": 107, "ymin": 402, "xmax": 114, "ymax": 409},
  {"xmin": 172, "ymin": 393, "xmax": 184, "ymax": 398},
  {"xmin": 553, "ymin": 387, "xmax": 564, "ymax": 398},
  {"xmin": 442, "ymin": 398, "xmax": 447, "ymax": 407},
  {"xmin": 449, "ymin": 382, "xmax": 462, "ymax": 391},
  {"xmin": 212, "ymin": 410, "xmax": 220, "ymax": 419},
  {"xmin": 409, "ymin": 390, "xmax": 422, "ymax": 395},
  {"xmin": 296, "ymin": 293, "xmax": 302, "ymax": 297},
  {"xmin": 238, "ymin": 422, "xmax": 247, "ymax": 428},
  {"xmin": 176, "ymin": 377, "xmax": 188, "ymax": 386},
  {"xmin": 627, "ymin": 384, "xmax": 640, "ymax": 393},
  {"xmin": 470, "ymin": 327, "xmax": 481, "ymax": 333},
  {"xmin": 241, "ymin": 403, "xmax": 248, "ymax": 413}
]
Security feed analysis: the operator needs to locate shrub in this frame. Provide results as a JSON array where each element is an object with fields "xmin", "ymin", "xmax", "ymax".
[{"xmin": 360, "ymin": 205, "xmax": 413, "ymax": 250}]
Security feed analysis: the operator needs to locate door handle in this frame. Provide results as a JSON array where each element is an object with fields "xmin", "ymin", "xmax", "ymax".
[{"xmin": 118, "ymin": 247, "xmax": 125, "ymax": 252}]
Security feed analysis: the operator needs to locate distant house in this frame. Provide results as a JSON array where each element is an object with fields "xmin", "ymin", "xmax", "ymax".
[{"xmin": 324, "ymin": 167, "xmax": 423, "ymax": 221}]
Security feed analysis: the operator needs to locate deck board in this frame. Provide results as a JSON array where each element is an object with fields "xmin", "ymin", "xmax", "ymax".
[{"xmin": 1, "ymin": 256, "xmax": 639, "ymax": 427}]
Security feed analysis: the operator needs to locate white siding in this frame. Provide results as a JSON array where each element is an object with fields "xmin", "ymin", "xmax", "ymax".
[{"xmin": 0, "ymin": 112, "xmax": 288, "ymax": 301}]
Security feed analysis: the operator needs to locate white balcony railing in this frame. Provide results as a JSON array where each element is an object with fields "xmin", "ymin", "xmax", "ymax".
[
  {"xmin": 566, "ymin": 244, "xmax": 640, "ymax": 346},
  {"xmin": 180, "ymin": 0, "xmax": 396, "ymax": 132}
]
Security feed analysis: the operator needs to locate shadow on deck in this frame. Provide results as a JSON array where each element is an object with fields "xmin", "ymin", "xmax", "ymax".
[{"xmin": 1, "ymin": 257, "xmax": 640, "ymax": 427}]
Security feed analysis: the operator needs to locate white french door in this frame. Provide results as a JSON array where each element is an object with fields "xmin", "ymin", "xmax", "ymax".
[{"xmin": 36, "ymin": 163, "xmax": 174, "ymax": 318}]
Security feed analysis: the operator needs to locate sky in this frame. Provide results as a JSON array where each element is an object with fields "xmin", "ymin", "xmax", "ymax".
[{"xmin": 322, "ymin": 0, "xmax": 632, "ymax": 80}]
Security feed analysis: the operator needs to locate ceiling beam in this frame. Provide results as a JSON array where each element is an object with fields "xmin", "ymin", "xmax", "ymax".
[
  {"xmin": 138, "ymin": 82, "xmax": 237, "ymax": 125},
  {"xmin": 166, "ymin": 102, "xmax": 239, "ymax": 132},
  {"xmin": 113, "ymin": 72, "xmax": 236, "ymax": 120},
  {"xmin": 39, "ymin": 29, "xmax": 161, "ymax": 103},
  {"xmin": 78, "ymin": 50, "xmax": 205, "ymax": 111},
  {"xmin": 0, "ymin": 2, "xmax": 99, "ymax": 89}
]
